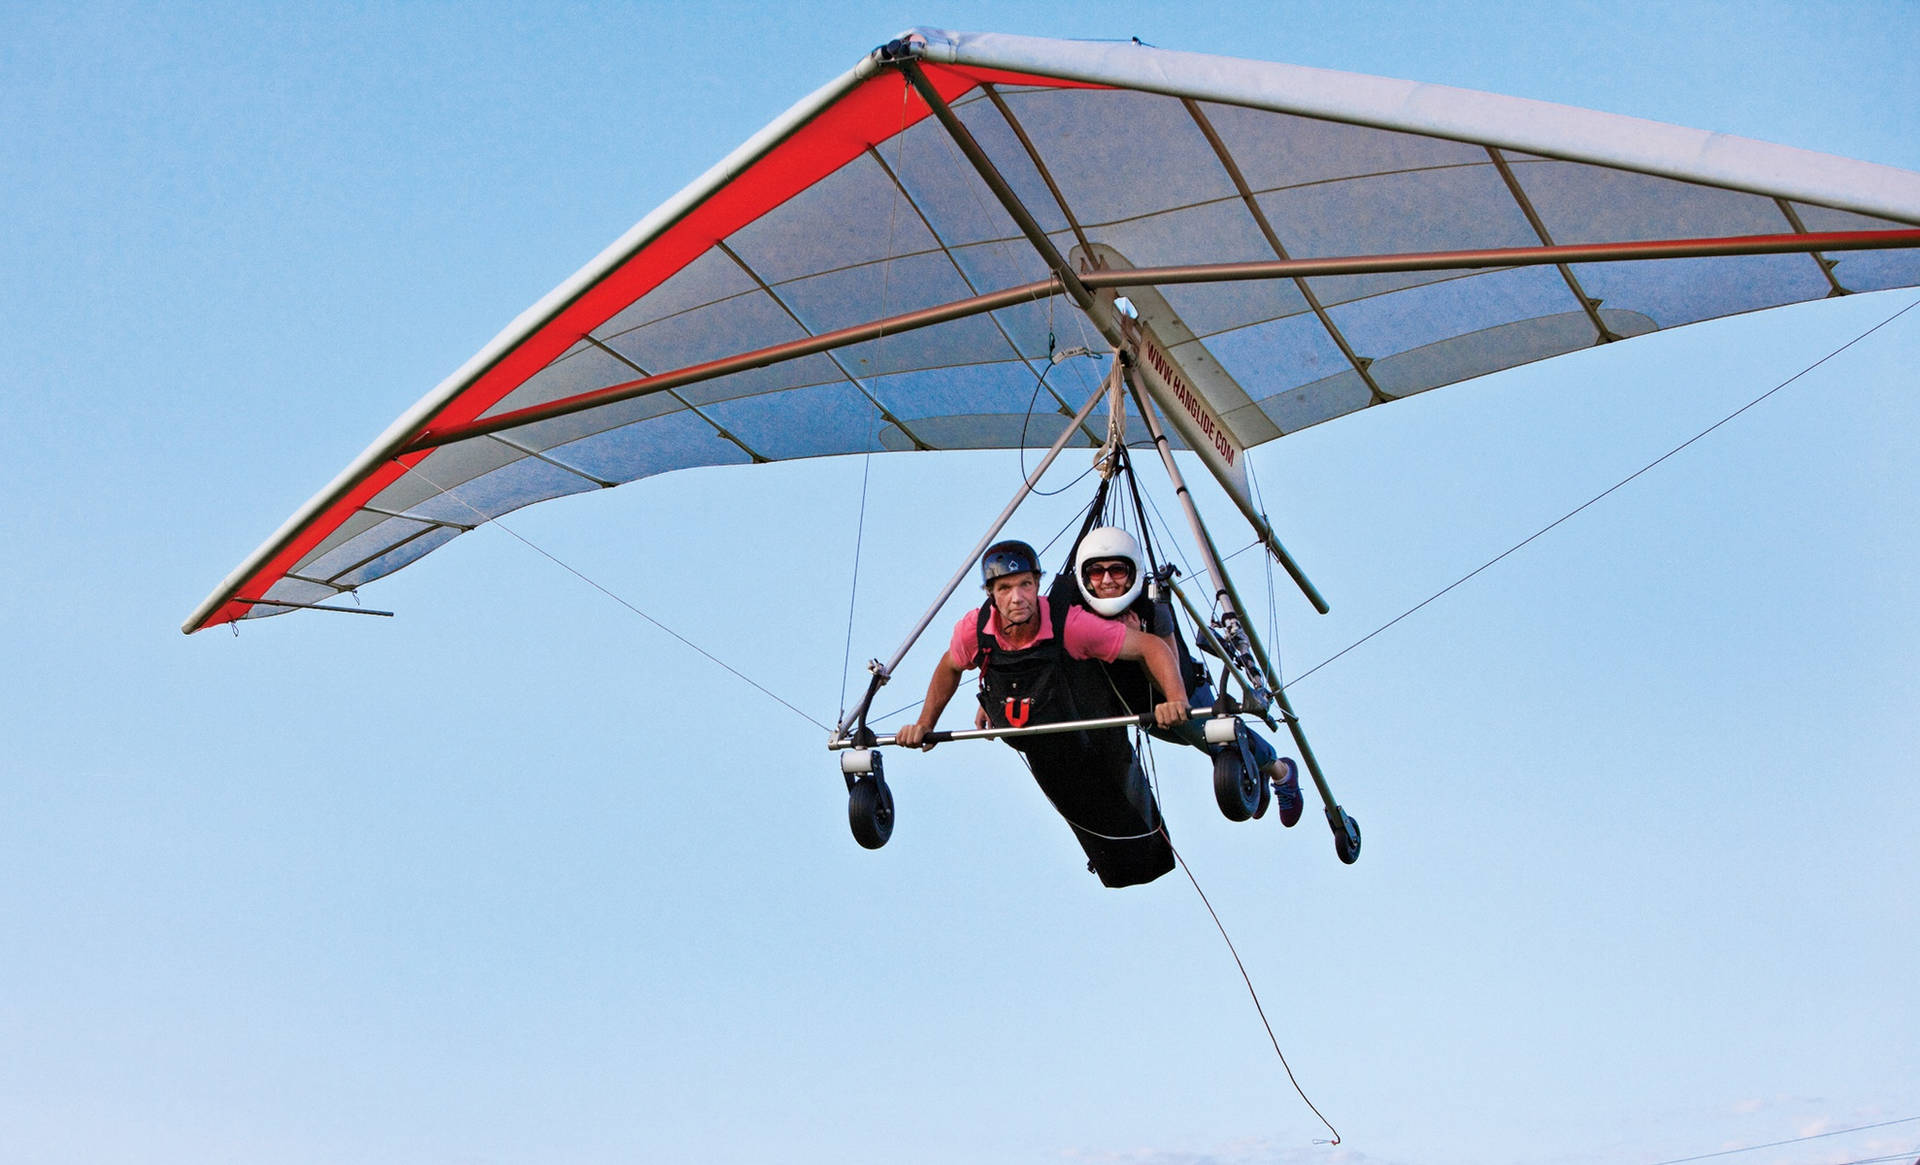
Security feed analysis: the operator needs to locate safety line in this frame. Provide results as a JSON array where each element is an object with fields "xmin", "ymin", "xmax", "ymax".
[
  {"xmin": 1016, "ymin": 338, "xmax": 1055, "ymax": 484},
  {"xmin": 1646, "ymin": 1115, "xmax": 1920, "ymax": 1165},
  {"xmin": 1168, "ymin": 840, "xmax": 1343, "ymax": 1146},
  {"xmin": 1285, "ymin": 295, "xmax": 1919, "ymax": 690},
  {"xmin": 1135, "ymin": 740, "xmax": 1341, "ymax": 1146},
  {"xmin": 1018, "ymin": 345, "xmax": 1106, "ymax": 497},
  {"xmin": 922, "ymin": 566, "xmax": 1331, "ymax": 1139},
  {"xmin": 393, "ymin": 460, "xmax": 829, "ymax": 732}
]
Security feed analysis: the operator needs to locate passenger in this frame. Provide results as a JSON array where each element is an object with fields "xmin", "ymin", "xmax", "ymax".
[{"xmin": 1070, "ymin": 526, "xmax": 1304, "ymax": 827}]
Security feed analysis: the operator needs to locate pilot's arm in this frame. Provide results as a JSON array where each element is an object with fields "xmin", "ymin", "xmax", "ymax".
[{"xmin": 897, "ymin": 652, "xmax": 964, "ymax": 750}]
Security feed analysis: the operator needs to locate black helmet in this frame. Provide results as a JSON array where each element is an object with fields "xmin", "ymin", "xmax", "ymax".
[{"xmin": 979, "ymin": 540, "xmax": 1041, "ymax": 588}]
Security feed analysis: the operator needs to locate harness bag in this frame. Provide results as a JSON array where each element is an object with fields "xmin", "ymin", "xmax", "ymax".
[{"xmin": 972, "ymin": 582, "xmax": 1174, "ymax": 888}]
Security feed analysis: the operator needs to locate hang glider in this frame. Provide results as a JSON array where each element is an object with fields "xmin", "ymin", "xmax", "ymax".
[{"xmin": 183, "ymin": 28, "xmax": 1920, "ymax": 634}]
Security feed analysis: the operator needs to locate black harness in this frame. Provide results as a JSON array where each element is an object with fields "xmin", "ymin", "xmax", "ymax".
[{"xmin": 974, "ymin": 582, "xmax": 1117, "ymax": 752}]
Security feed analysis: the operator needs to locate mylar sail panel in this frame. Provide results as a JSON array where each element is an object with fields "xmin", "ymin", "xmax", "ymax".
[
  {"xmin": 995, "ymin": 86, "xmax": 1243, "ymax": 227},
  {"xmin": 388, "ymin": 453, "xmax": 602, "ymax": 526},
  {"xmin": 1203, "ymin": 313, "xmax": 1369, "ymax": 427},
  {"xmin": 1792, "ymin": 205, "xmax": 1920, "ymax": 292},
  {"xmin": 1155, "ymin": 279, "xmax": 1315, "ymax": 345},
  {"xmin": 185, "ymin": 28, "xmax": 1920, "ymax": 632},
  {"xmin": 544, "ymin": 409, "xmax": 760, "ymax": 482},
  {"xmin": 1568, "ymin": 255, "xmax": 1835, "ymax": 329}
]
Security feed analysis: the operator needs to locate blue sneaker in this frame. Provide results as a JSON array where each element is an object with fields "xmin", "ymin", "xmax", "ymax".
[{"xmin": 1268, "ymin": 758, "xmax": 1303, "ymax": 828}]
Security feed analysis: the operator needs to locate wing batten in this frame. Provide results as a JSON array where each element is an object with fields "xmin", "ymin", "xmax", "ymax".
[{"xmin": 1483, "ymin": 146, "xmax": 1619, "ymax": 343}]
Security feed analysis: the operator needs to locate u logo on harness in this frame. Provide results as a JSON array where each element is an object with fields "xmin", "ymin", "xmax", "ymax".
[{"xmin": 1003, "ymin": 697, "xmax": 1032, "ymax": 727}]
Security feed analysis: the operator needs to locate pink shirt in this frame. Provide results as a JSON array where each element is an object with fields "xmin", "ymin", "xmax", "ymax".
[{"xmin": 947, "ymin": 600, "xmax": 1126, "ymax": 670}]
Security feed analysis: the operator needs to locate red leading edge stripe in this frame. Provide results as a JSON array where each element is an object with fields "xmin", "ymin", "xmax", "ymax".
[{"xmin": 198, "ymin": 62, "xmax": 1098, "ymax": 631}]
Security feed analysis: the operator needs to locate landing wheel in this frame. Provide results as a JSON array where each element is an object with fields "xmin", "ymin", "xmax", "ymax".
[
  {"xmin": 848, "ymin": 775, "xmax": 894, "ymax": 850},
  {"xmin": 1213, "ymin": 740, "xmax": 1262, "ymax": 822},
  {"xmin": 1330, "ymin": 807, "xmax": 1361, "ymax": 865}
]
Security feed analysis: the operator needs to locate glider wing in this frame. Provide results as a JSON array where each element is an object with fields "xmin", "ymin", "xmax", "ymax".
[{"xmin": 185, "ymin": 28, "xmax": 1920, "ymax": 632}]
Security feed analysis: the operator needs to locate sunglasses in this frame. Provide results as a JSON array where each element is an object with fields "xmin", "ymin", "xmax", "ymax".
[{"xmin": 1082, "ymin": 561, "xmax": 1134, "ymax": 581}]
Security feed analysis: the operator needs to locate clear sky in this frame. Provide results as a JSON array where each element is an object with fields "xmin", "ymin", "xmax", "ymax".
[{"xmin": 4, "ymin": 3, "xmax": 1916, "ymax": 1164}]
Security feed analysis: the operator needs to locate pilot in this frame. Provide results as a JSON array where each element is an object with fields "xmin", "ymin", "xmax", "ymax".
[
  {"xmin": 1071, "ymin": 526, "xmax": 1304, "ymax": 827},
  {"xmin": 894, "ymin": 539, "xmax": 1189, "ymax": 750}
]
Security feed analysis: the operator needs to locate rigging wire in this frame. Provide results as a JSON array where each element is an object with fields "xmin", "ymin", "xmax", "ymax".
[
  {"xmin": 1247, "ymin": 458, "xmax": 1285, "ymax": 685},
  {"xmin": 1135, "ymin": 475, "xmax": 1200, "ymax": 597},
  {"xmin": 1036, "ymin": 501, "xmax": 1092, "ymax": 563},
  {"xmin": 1220, "ymin": 536, "xmax": 1266, "ymax": 565},
  {"xmin": 868, "ymin": 696, "xmax": 930, "ymax": 728},
  {"xmin": 837, "ymin": 452, "xmax": 874, "ymax": 719},
  {"xmin": 1645, "ymin": 1115, "xmax": 1920, "ymax": 1165},
  {"xmin": 1013, "ymin": 334, "xmax": 1050, "ymax": 476},
  {"xmin": 1814, "ymin": 1151, "xmax": 1920, "ymax": 1165},
  {"xmin": 1265, "ymin": 546, "xmax": 1282, "ymax": 686},
  {"xmin": 838, "ymin": 86, "xmax": 913, "ymax": 717},
  {"xmin": 1284, "ymin": 294, "xmax": 1919, "ymax": 691},
  {"xmin": 393, "ymin": 459, "xmax": 829, "ymax": 732}
]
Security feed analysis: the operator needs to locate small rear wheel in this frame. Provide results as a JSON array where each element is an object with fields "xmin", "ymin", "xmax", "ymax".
[
  {"xmin": 1332, "ymin": 809, "xmax": 1361, "ymax": 865},
  {"xmin": 849, "ymin": 776, "xmax": 894, "ymax": 850},
  {"xmin": 1213, "ymin": 744, "xmax": 1261, "ymax": 822}
]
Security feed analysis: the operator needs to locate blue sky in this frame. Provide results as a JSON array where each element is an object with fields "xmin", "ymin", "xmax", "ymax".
[{"xmin": 3, "ymin": 3, "xmax": 1916, "ymax": 1164}]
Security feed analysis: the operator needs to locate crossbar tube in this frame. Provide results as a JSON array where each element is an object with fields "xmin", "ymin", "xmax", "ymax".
[
  {"xmin": 830, "ymin": 706, "xmax": 1228, "ymax": 750},
  {"xmin": 404, "ymin": 279, "xmax": 1064, "ymax": 453},
  {"xmin": 1077, "ymin": 228, "xmax": 1920, "ymax": 287}
]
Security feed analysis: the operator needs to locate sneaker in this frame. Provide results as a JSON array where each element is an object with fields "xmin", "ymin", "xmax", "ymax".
[{"xmin": 1267, "ymin": 757, "xmax": 1303, "ymax": 828}]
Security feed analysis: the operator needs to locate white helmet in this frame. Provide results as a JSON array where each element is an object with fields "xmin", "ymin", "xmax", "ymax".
[{"xmin": 1074, "ymin": 526, "xmax": 1145, "ymax": 617}]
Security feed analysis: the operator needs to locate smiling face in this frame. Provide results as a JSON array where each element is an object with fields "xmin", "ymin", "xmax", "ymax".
[
  {"xmin": 987, "ymin": 571, "xmax": 1040, "ymax": 629},
  {"xmin": 1081, "ymin": 558, "xmax": 1135, "ymax": 603}
]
